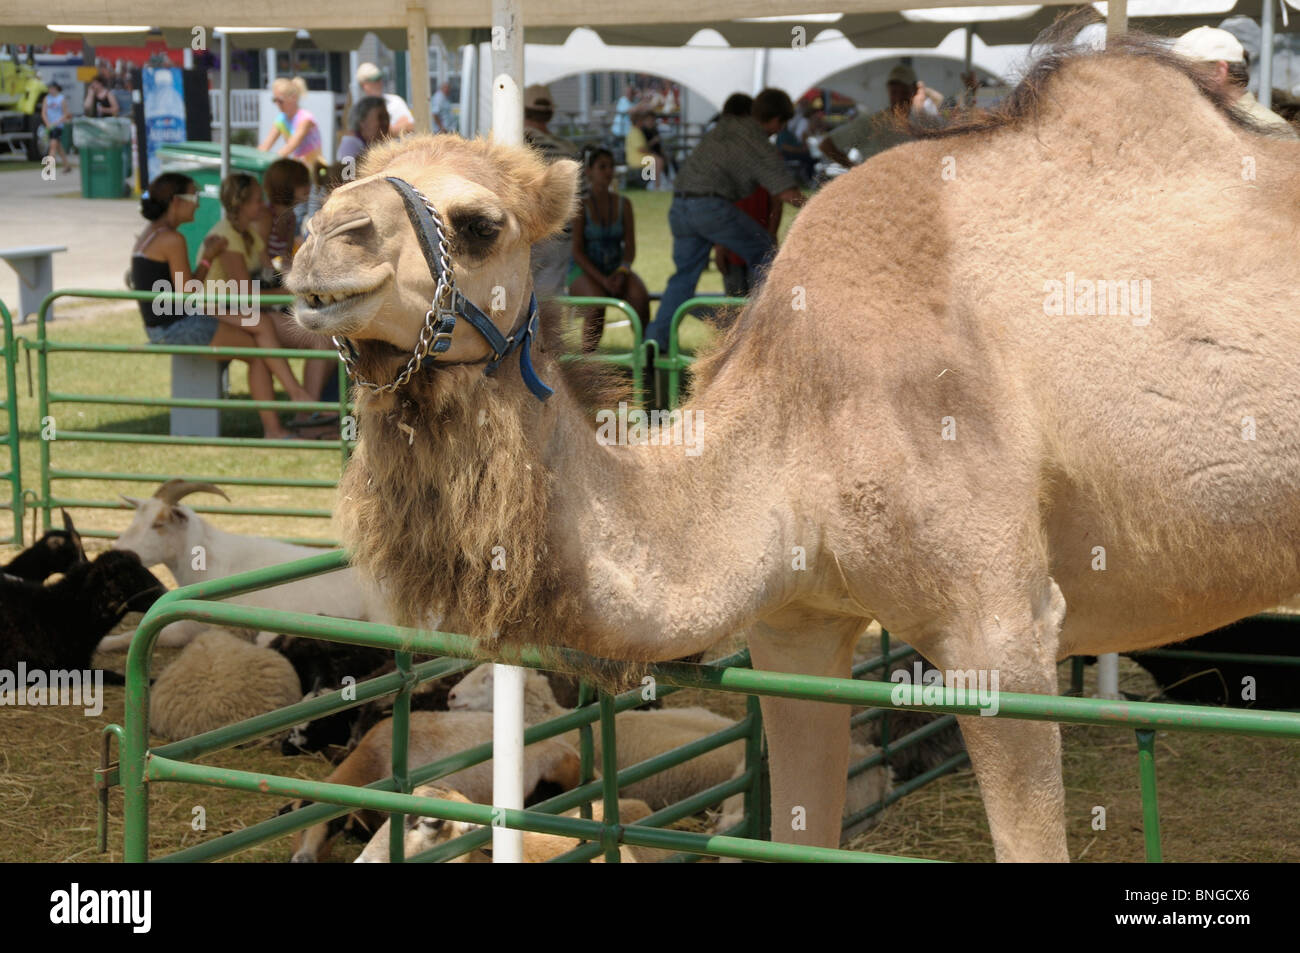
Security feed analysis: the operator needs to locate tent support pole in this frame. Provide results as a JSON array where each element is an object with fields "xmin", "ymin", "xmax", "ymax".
[
  {"xmin": 407, "ymin": 4, "xmax": 432, "ymax": 133},
  {"xmin": 1106, "ymin": 0, "xmax": 1128, "ymax": 38},
  {"xmin": 490, "ymin": 0, "xmax": 526, "ymax": 865},
  {"xmin": 1261, "ymin": 0, "xmax": 1276, "ymax": 109},
  {"xmin": 220, "ymin": 31, "xmax": 231, "ymax": 180}
]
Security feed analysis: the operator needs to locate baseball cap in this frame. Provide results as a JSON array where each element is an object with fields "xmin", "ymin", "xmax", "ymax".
[
  {"xmin": 355, "ymin": 62, "xmax": 384, "ymax": 84},
  {"xmin": 524, "ymin": 84, "xmax": 554, "ymax": 110},
  {"xmin": 887, "ymin": 64, "xmax": 918, "ymax": 86},
  {"xmin": 1173, "ymin": 27, "xmax": 1245, "ymax": 64}
]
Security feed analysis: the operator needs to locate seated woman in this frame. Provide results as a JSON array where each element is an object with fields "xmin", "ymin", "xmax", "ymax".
[
  {"xmin": 258, "ymin": 77, "xmax": 323, "ymax": 175},
  {"xmin": 205, "ymin": 172, "xmax": 329, "ymax": 411},
  {"xmin": 567, "ymin": 148, "xmax": 650, "ymax": 353},
  {"xmin": 252, "ymin": 161, "xmax": 338, "ymax": 405},
  {"xmin": 257, "ymin": 158, "xmax": 311, "ymax": 280},
  {"xmin": 337, "ymin": 96, "xmax": 390, "ymax": 169},
  {"xmin": 130, "ymin": 173, "xmax": 315, "ymax": 440}
]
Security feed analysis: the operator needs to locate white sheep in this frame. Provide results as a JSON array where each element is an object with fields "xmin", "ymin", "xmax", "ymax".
[
  {"xmin": 150, "ymin": 629, "xmax": 303, "ymax": 741},
  {"xmin": 101, "ymin": 480, "xmax": 386, "ymax": 651},
  {"xmin": 446, "ymin": 664, "xmax": 744, "ymax": 811},
  {"xmin": 287, "ymin": 710, "xmax": 581, "ymax": 862},
  {"xmin": 355, "ymin": 786, "xmax": 667, "ymax": 863}
]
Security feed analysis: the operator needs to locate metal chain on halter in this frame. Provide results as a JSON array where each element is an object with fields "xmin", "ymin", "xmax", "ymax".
[{"xmin": 332, "ymin": 185, "xmax": 457, "ymax": 395}]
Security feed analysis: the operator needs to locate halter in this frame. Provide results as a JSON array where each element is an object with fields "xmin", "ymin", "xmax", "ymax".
[{"xmin": 331, "ymin": 175, "xmax": 553, "ymax": 401}]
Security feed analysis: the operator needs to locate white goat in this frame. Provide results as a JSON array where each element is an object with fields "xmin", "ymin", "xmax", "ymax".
[{"xmin": 101, "ymin": 480, "xmax": 385, "ymax": 651}]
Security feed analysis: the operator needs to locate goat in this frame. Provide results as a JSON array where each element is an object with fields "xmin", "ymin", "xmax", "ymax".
[
  {"xmin": 0, "ymin": 549, "xmax": 166, "ymax": 673},
  {"xmin": 1, "ymin": 510, "xmax": 83, "ymax": 582},
  {"xmin": 102, "ymin": 480, "xmax": 387, "ymax": 651}
]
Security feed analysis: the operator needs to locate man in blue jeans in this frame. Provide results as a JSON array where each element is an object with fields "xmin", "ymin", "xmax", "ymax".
[{"xmin": 650, "ymin": 88, "xmax": 807, "ymax": 353}]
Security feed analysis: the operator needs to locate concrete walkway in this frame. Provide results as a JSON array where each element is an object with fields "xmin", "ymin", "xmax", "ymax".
[{"xmin": 0, "ymin": 162, "xmax": 143, "ymax": 321}]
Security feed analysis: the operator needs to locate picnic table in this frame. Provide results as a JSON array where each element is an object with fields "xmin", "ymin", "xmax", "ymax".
[{"xmin": 0, "ymin": 244, "xmax": 66, "ymax": 323}]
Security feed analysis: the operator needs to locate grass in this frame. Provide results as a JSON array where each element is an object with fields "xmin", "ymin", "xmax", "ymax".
[{"xmin": 3, "ymin": 192, "xmax": 1297, "ymax": 863}]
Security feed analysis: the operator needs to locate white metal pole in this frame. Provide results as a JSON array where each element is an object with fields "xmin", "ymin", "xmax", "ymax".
[
  {"xmin": 406, "ymin": 4, "xmax": 432, "ymax": 133},
  {"xmin": 1260, "ymin": 0, "xmax": 1276, "ymax": 109},
  {"xmin": 459, "ymin": 43, "xmax": 475, "ymax": 136},
  {"xmin": 220, "ymin": 32, "xmax": 231, "ymax": 180},
  {"xmin": 1106, "ymin": 0, "xmax": 1128, "ymax": 39},
  {"xmin": 1096, "ymin": 653, "xmax": 1120, "ymax": 699},
  {"xmin": 490, "ymin": 0, "xmax": 525, "ymax": 866},
  {"xmin": 265, "ymin": 48, "xmax": 276, "ymax": 88}
]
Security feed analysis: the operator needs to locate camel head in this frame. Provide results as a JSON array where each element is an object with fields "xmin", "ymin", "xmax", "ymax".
[{"xmin": 288, "ymin": 135, "xmax": 579, "ymax": 384}]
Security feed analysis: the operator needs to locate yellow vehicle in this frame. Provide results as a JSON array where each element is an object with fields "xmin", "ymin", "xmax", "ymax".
[{"xmin": 0, "ymin": 47, "xmax": 49, "ymax": 162}]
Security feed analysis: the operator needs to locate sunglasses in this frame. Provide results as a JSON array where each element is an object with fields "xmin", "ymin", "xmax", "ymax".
[{"xmin": 176, "ymin": 193, "xmax": 199, "ymax": 204}]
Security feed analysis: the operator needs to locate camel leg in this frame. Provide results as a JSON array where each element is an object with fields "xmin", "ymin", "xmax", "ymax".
[
  {"xmin": 746, "ymin": 618, "xmax": 863, "ymax": 849},
  {"xmin": 922, "ymin": 576, "xmax": 1070, "ymax": 862}
]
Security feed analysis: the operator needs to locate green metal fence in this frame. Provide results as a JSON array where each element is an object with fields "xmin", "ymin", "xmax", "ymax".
[
  {"xmin": 32, "ymin": 289, "xmax": 351, "ymax": 545},
  {"xmin": 658, "ymin": 296, "xmax": 748, "ymax": 408},
  {"xmin": 1, "ymin": 300, "xmax": 22, "ymax": 545},
  {"xmin": 102, "ymin": 550, "xmax": 1300, "ymax": 863}
]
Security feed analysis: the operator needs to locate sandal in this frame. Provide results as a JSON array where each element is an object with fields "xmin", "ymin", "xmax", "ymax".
[{"xmin": 286, "ymin": 411, "xmax": 340, "ymax": 429}]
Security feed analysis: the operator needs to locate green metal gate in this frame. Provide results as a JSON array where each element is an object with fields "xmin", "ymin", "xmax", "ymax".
[
  {"xmin": 1, "ymin": 300, "xmax": 22, "ymax": 545},
  {"xmin": 102, "ymin": 551, "xmax": 1300, "ymax": 863},
  {"xmin": 32, "ymin": 289, "xmax": 351, "ymax": 545}
]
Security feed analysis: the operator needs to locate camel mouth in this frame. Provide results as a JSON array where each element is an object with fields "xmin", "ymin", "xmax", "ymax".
[
  {"xmin": 297, "ymin": 283, "xmax": 384, "ymax": 315},
  {"xmin": 293, "ymin": 276, "xmax": 391, "ymax": 332}
]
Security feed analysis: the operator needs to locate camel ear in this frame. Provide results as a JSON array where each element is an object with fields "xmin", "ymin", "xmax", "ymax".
[{"xmin": 520, "ymin": 158, "xmax": 580, "ymax": 244}]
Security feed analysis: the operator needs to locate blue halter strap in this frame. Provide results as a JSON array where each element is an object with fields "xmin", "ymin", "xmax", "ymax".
[{"xmin": 382, "ymin": 175, "xmax": 553, "ymax": 401}]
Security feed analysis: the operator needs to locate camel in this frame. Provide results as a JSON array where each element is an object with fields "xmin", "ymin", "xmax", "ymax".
[{"xmin": 288, "ymin": 35, "xmax": 1300, "ymax": 862}]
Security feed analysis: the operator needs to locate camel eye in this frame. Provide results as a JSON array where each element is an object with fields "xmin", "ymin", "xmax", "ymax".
[{"xmin": 467, "ymin": 218, "xmax": 499, "ymax": 240}]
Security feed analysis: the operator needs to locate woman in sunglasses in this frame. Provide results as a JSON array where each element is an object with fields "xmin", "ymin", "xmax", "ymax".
[
  {"xmin": 259, "ymin": 77, "xmax": 323, "ymax": 175},
  {"xmin": 130, "ymin": 172, "xmax": 314, "ymax": 440}
]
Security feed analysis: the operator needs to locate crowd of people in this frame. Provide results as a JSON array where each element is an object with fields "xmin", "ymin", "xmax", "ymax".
[{"xmin": 130, "ymin": 27, "xmax": 1299, "ymax": 432}]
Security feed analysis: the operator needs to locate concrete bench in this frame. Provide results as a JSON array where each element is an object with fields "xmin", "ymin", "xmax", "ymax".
[
  {"xmin": 170, "ymin": 354, "xmax": 228, "ymax": 437},
  {"xmin": 0, "ymin": 244, "xmax": 66, "ymax": 324}
]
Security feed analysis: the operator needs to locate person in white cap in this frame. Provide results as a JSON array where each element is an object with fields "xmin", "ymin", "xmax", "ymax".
[
  {"xmin": 820, "ymin": 63, "xmax": 943, "ymax": 168},
  {"xmin": 1173, "ymin": 26, "xmax": 1297, "ymax": 138},
  {"xmin": 521, "ymin": 84, "xmax": 583, "ymax": 297},
  {"xmin": 355, "ymin": 62, "xmax": 414, "ymax": 136}
]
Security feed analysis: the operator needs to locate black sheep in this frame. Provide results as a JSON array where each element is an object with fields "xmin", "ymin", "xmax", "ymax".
[
  {"xmin": 2, "ymin": 510, "xmax": 84, "ymax": 582},
  {"xmin": 1127, "ymin": 616, "xmax": 1300, "ymax": 709},
  {"xmin": 0, "ymin": 550, "xmax": 167, "ymax": 673}
]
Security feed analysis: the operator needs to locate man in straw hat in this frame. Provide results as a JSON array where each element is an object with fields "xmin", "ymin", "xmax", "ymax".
[{"xmin": 820, "ymin": 63, "xmax": 942, "ymax": 169}]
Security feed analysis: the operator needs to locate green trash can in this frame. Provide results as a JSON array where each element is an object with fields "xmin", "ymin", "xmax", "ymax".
[
  {"xmin": 157, "ymin": 143, "xmax": 279, "ymax": 266},
  {"xmin": 73, "ymin": 117, "xmax": 133, "ymax": 199}
]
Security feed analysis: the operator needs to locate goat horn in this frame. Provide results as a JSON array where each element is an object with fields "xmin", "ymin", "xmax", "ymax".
[{"xmin": 152, "ymin": 479, "xmax": 231, "ymax": 505}]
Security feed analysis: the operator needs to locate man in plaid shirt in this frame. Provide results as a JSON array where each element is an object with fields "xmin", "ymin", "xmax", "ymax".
[{"xmin": 650, "ymin": 88, "xmax": 807, "ymax": 351}]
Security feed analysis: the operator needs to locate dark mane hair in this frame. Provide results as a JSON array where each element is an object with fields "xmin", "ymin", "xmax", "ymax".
[{"xmin": 920, "ymin": 10, "xmax": 1269, "ymax": 140}]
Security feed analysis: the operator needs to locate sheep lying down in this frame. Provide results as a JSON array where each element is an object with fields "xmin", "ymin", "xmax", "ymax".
[
  {"xmin": 354, "ymin": 785, "xmax": 669, "ymax": 863},
  {"xmin": 285, "ymin": 711, "xmax": 582, "ymax": 862}
]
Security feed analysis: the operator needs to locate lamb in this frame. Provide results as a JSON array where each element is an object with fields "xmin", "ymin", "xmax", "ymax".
[
  {"xmin": 1, "ymin": 510, "xmax": 83, "ymax": 582},
  {"xmin": 446, "ymin": 664, "xmax": 744, "ymax": 811},
  {"xmin": 149, "ymin": 629, "xmax": 304, "ymax": 741},
  {"xmin": 355, "ymin": 786, "xmax": 667, "ymax": 863},
  {"xmin": 0, "ymin": 549, "xmax": 166, "ymax": 673},
  {"xmin": 285, "ymin": 710, "xmax": 582, "ymax": 862},
  {"xmin": 102, "ymin": 480, "xmax": 389, "ymax": 651}
]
